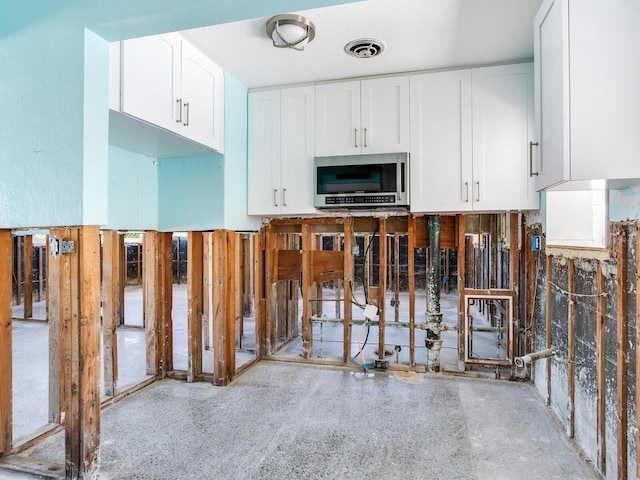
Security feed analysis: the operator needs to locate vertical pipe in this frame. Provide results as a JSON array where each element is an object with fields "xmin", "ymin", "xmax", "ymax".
[
  {"xmin": 394, "ymin": 234, "xmax": 400, "ymax": 324},
  {"xmin": 426, "ymin": 215, "xmax": 442, "ymax": 372},
  {"xmin": 23, "ymin": 235, "xmax": 33, "ymax": 319}
]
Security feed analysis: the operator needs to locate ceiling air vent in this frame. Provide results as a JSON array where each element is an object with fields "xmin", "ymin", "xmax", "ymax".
[{"xmin": 344, "ymin": 38, "xmax": 386, "ymax": 58}]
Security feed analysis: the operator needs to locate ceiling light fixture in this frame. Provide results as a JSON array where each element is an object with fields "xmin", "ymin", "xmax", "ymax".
[{"xmin": 266, "ymin": 14, "xmax": 316, "ymax": 51}]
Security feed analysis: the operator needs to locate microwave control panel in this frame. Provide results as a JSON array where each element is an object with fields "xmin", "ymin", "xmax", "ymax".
[{"xmin": 324, "ymin": 195, "xmax": 396, "ymax": 205}]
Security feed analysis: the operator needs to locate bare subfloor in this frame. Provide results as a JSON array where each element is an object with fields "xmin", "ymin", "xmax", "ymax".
[{"xmin": 6, "ymin": 361, "xmax": 597, "ymax": 480}]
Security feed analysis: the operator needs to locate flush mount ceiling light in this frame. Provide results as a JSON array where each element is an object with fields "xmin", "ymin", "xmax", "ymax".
[
  {"xmin": 344, "ymin": 38, "xmax": 386, "ymax": 58},
  {"xmin": 266, "ymin": 14, "xmax": 316, "ymax": 51}
]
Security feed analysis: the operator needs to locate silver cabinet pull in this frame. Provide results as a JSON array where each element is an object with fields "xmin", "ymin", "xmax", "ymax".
[
  {"xmin": 176, "ymin": 98, "xmax": 182, "ymax": 123},
  {"xmin": 273, "ymin": 188, "xmax": 278, "ymax": 207},
  {"xmin": 364, "ymin": 127, "xmax": 368, "ymax": 148},
  {"xmin": 529, "ymin": 141, "xmax": 539, "ymax": 177},
  {"xmin": 354, "ymin": 128, "xmax": 358, "ymax": 148},
  {"xmin": 464, "ymin": 182, "xmax": 469, "ymax": 202},
  {"xmin": 476, "ymin": 181, "xmax": 480, "ymax": 202},
  {"xmin": 283, "ymin": 188, "xmax": 287, "ymax": 207},
  {"xmin": 183, "ymin": 102, "xmax": 190, "ymax": 126}
]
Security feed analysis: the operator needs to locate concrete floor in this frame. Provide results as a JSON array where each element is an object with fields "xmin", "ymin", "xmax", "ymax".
[
  {"xmin": 10, "ymin": 284, "xmax": 256, "ymax": 443},
  {"xmin": 5, "ymin": 361, "xmax": 597, "ymax": 480}
]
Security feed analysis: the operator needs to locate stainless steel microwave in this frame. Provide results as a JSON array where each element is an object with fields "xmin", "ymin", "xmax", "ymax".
[{"xmin": 314, "ymin": 152, "xmax": 409, "ymax": 208}]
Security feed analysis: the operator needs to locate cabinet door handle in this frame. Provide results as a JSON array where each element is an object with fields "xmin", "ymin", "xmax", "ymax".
[
  {"xmin": 273, "ymin": 188, "xmax": 278, "ymax": 207},
  {"xmin": 364, "ymin": 127, "xmax": 368, "ymax": 148},
  {"xmin": 464, "ymin": 182, "xmax": 469, "ymax": 203},
  {"xmin": 476, "ymin": 181, "xmax": 480, "ymax": 202},
  {"xmin": 529, "ymin": 141, "xmax": 539, "ymax": 177},
  {"xmin": 183, "ymin": 102, "xmax": 190, "ymax": 127},
  {"xmin": 283, "ymin": 188, "xmax": 287, "ymax": 207},
  {"xmin": 354, "ymin": 128, "xmax": 358, "ymax": 148},
  {"xmin": 176, "ymin": 98, "xmax": 182, "ymax": 123}
]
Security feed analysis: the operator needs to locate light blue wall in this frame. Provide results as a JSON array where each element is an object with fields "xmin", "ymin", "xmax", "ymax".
[
  {"xmin": 105, "ymin": 146, "xmax": 158, "ymax": 231},
  {"xmin": 610, "ymin": 185, "xmax": 640, "ymax": 222},
  {"xmin": 157, "ymin": 155, "xmax": 224, "ymax": 232},
  {"xmin": 0, "ymin": 0, "xmax": 357, "ymax": 229},
  {"xmin": 223, "ymin": 73, "xmax": 260, "ymax": 231}
]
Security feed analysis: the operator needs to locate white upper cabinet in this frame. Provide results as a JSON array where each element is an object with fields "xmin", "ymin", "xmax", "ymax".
[
  {"xmin": 410, "ymin": 64, "xmax": 537, "ymax": 213},
  {"xmin": 248, "ymin": 86, "xmax": 316, "ymax": 216},
  {"xmin": 180, "ymin": 41, "xmax": 224, "ymax": 151},
  {"xmin": 316, "ymin": 76, "xmax": 409, "ymax": 156},
  {"xmin": 108, "ymin": 42, "xmax": 121, "ymax": 112},
  {"xmin": 472, "ymin": 63, "xmax": 538, "ymax": 210},
  {"xmin": 248, "ymin": 90, "xmax": 281, "ymax": 216},
  {"xmin": 533, "ymin": 0, "xmax": 640, "ymax": 190},
  {"xmin": 410, "ymin": 70, "xmax": 473, "ymax": 212},
  {"xmin": 120, "ymin": 33, "xmax": 224, "ymax": 152}
]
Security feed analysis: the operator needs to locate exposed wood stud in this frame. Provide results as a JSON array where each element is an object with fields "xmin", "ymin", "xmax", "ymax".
[
  {"xmin": 378, "ymin": 218, "xmax": 387, "ymax": 361},
  {"xmin": 408, "ymin": 216, "xmax": 416, "ymax": 367},
  {"xmin": 524, "ymin": 227, "xmax": 536, "ymax": 378},
  {"xmin": 546, "ymin": 255, "xmax": 552, "ymax": 405},
  {"xmin": 457, "ymin": 215, "xmax": 466, "ymax": 365},
  {"xmin": 265, "ymin": 225, "xmax": 276, "ymax": 355},
  {"xmin": 160, "ymin": 233, "xmax": 174, "ymax": 375},
  {"xmin": 567, "ymin": 258, "xmax": 575, "ymax": 438},
  {"xmin": 235, "ymin": 233, "xmax": 243, "ymax": 349},
  {"xmin": 118, "ymin": 234, "xmax": 125, "ymax": 327},
  {"xmin": 394, "ymin": 234, "xmax": 400, "ymax": 324},
  {"xmin": 243, "ymin": 235, "xmax": 254, "ymax": 316},
  {"xmin": 187, "ymin": 231, "xmax": 203, "ymax": 383},
  {"xmin": 23, "ymin": 235, "xmax": 33, "ymax": 319},
  {"xmin": 211, "ymin": 231, "xmax": 237, "ymax": 386},
  {"xmin": 224, "ymin": 232, "xmax": 237, "ymax": 382},
  {"xmin": 143, "ymin": 232, "xmax": 159, "ymax": 376},
  {"xmin": 616, "ymin": 225, "xmax": 628, "ymax": 480},
  {"xmin": 596, "ymin": 261, "xmax": 607, "ymax": 476},
  {"xmin": 254, "ymin": 229, "xmax": 266, "ymax": 358},
  {"xmin": 102, "ymin": 231, "xmax": 119, "ymax": 397},
  {"xmin": 343, "ymin": 218, "xmax": 353, "ymax": 363},
  {"xmin": 334, "ymin": 235, "xmax": 342, "ymax": 321},
  {"xmin": 16, "ymin": 236, "xmax": 22, "ymax": 306},
  {"xmin": 203, "ymin": 234, "xmax": 211, "ymax": 351},
  {"xmin": 37, "ymin": 244, "xmax": 44, "ymax": 303},
  {"xmin": 302, "ymin": 224, "xmax": 313, "ymax": 359},
  {"xmin": 64, "ymin": 227, "xmax": 101, "ymax": 479},
  {"xmin": 47, "ymin": 229, "xmax": 66, "ymax": 425},
  {"xmin": 0, "ymin": 230, "xmax": 12, "ymax": 455}
]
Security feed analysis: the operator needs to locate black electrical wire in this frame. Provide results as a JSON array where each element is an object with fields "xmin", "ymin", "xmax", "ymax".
[
  {"xmin": 362, "ymin": 219, "xmax": 380, "ymax": 305},
  {"xmin": 352, "ymin": 323, "xmax": 371, "ymax": 360}
]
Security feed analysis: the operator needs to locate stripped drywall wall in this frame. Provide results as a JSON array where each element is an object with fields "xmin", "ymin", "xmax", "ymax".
[{"xmin": 0, "ymin": 0, "xmax": 357, "ymax": 229}]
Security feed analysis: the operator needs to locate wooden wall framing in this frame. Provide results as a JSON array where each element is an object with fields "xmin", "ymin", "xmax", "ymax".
[{"xmin": 0, "ymin": 230, "xmax": 12, "ymax": 455}]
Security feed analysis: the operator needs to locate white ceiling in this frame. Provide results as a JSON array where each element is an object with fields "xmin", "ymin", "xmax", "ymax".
[{"xmin": 180, "ymin": 0, "xmax": 542, "ymax": 89}]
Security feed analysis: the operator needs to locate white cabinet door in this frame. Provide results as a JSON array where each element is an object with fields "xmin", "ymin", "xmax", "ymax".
[
  {"xmin": 361, "ymin": 76, "xmax": 409, "ymax": 154},
  {"xmin": 533, "ymin": 0, "xmax": 568, "ymax": 190},
  {"xmin": 280, "ymin": 86, "xmax": 316, "ymax": 215},
  {"xmin": 181, "ymin": 41, "xmax": 224, "ymax": 151},
  {"xmin": 315, "ymin": 81, "xmax": 360, "ymax": 156},
  {"xmin": 248, "ymin": 91, "xmax": 281, "ymax": 216},
  {"xmin": 410, "ymin": 70, "xmax": 473, "ymax": 213},
  {"xmin": 121, "ymin": 33, "xmax": 181, "ymax": 133},
  {"xmin": 472, "ymin": 63, "xmax": 538, "ymax": 211},
  {"xmin": 534, "ymin": 0, "xmax": 640, "ymax": 190}
]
